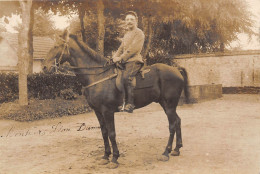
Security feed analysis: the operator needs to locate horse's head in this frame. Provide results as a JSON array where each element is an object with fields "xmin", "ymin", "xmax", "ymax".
[
  {"xmin": 43, "ymin": 29, "xmax": 110, "ymax": 74},
  {"xmin": 43, "ymin": 29, "xmax": 75, "ymax": 73}
]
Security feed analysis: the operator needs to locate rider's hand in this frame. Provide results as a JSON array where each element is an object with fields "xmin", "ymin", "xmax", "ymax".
[{"xmin": 113, "ymin": 57, "xmax": 121, "ymax": 63}]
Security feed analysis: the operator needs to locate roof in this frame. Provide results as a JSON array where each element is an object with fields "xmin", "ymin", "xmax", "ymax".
[{"xmin": 1, "ymin": 32, "xmax": 54, "ymax": 60}]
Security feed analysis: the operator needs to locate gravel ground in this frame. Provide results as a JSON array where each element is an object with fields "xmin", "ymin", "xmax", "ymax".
[{"xmin": 0, "ymin": 94, "xmax": 259, "ymax": 174}]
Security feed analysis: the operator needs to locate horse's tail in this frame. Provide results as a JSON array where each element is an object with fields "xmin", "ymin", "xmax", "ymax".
[{"xmin": 179, "ymin": 67, "xmax": 190, "ymax": 104}]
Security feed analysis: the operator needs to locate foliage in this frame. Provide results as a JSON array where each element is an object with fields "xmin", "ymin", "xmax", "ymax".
[
  {"xmin": 67, "ymin": 0, "xmax": 255, "ymax": 63},
  {"xmin": 60, "ymin": 88, "xmax": 78, "ymax": 100},
  {"xmin": 0, "ymin": 73, "xmax": 18, "ymax": 103},
  {"xmin": 69, "ymin": 12, "xmax": 125, "ymax": 56},
  {"xmin": 33, "ymin": 8, "xmax": 56, "ymax": 37},
  {"xmin": 0, "ymin": 0, "xmax": 256, "ymax": 63},
  {"xmin": 0, "ymin": 73, "xmax": 82, "ymax": 103},
  {"xmin": 0, "ymin": 96, "xmax": 92, "ymax": 122},
  {"xmin": 148, "ymin": 0, "xmax": 255, "ymax": 54},
  {"xmin": 0, "ymin": 1, "xmax": 20, "ymax": 18},
  {"xmin": 13, "ymin": 8, "xmax": 57, "ymax": 37}
]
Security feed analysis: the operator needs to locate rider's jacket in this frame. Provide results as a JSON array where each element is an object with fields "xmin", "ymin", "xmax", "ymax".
[{"xmin": 113, "ymin": 27, "xmax": 145, "ymax": 63}]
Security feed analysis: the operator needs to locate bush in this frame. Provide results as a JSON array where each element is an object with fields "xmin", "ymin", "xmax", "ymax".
[
  {"xmin": 60, "ymin": 88, "xmax": 78, "ymax": 100},
  {"xmin": 0, "ymin": 96, "xmax": 92, "ymax": 122},
  {"xmin": 0, "ymin": 73, "xmax": 83, "ymax": 103},
  {"xmin": 0, "ymin": 73, "xmax": 19, "ymax": 103}
]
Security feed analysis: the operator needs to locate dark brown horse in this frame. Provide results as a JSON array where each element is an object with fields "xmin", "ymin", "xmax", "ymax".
[{"xmin": 43, "ymin": 31, "xmax": 190, "ymax": 168}]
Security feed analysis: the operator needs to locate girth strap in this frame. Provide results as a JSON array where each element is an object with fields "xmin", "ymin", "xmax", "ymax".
[{"xmin": 83, "ymin": 73, "xmax": 118, "ymax": 89}]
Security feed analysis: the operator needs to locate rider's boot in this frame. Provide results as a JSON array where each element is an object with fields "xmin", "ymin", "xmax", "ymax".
[{"xmin": 124, "ymin": 85, "xmax": 135, "ymax": 113}]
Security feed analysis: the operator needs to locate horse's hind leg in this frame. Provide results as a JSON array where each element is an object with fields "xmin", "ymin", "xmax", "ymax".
[
  {"xmin": 159, "ymin": 100, "xmax": 182, "ymax": 161},
  {"xmin": 94, "ymin": 110, "xmax": 111, "ymax": 164},
  {"xmin": 172, "ymin": 113, "xmax": 183, "ymax": 156}
]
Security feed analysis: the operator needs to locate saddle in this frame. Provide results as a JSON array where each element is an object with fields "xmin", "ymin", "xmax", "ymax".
[{"xmin": 115, "ymin": 65, "xmax": 154, "ymax": 92}]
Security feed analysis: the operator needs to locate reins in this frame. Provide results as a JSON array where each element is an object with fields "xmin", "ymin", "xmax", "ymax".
[
  {"xmin": 71, "ymin": 63, "xmax": 114, "ymax": 75},
  {"xmin": 54, "ymin": 34, "xmax": 118, "ymax": 88},
  {"xmin": 83, "ymin": 73, "xmax": 118, "ymax": 89}
]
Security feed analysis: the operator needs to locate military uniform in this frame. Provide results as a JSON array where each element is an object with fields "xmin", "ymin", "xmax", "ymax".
[
  {"xmin": 113, "ymin": 27, "xmax": 145, "ymax": 112},
  {"xmin": 114, "ymin": 27, "xmax": 144, "ymax": 63}
]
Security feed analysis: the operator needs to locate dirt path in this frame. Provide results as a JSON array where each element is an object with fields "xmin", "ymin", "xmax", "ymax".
[{"xmin": 0, "ymin": 94, "xmax": 260, "ymax": 174}]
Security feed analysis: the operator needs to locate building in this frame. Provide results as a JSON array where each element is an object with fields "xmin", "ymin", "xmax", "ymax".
[{"xmin": 0, "ymin": 32, "xmax": 54, "ymax": 73}]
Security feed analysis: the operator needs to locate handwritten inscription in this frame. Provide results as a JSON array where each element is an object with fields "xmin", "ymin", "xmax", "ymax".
[
  {"xmin": 76, "ymin": 123, "xmax": 100, "ymax": 131},
  {"xmin": 0, "ymin": 122, "xmax": 100, "ymax": 138}
]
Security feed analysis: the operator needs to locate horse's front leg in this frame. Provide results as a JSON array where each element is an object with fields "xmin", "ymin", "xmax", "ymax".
[
  {"xmin": 102, "ymin": 109, "xmax": 120, "ymax": 169},
  {"xmin": 94, "ymin": 110, "xmax": 111, "ymax": 165}
]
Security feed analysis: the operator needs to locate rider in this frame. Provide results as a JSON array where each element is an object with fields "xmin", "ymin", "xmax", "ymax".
[{"xmin": 112, "ymin": 11, "xmax": 145, "ymax": 113}]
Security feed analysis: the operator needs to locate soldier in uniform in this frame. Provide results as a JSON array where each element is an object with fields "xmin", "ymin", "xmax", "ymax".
[{"xmin": 112, "ymin": 11, "xmax": 145, "ymax": 113}]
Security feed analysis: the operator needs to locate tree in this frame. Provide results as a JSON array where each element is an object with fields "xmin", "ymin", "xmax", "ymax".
[
  {"xmin": 0, "ymin": 1, "xmax": 20, "ymax": 17},
  {"xmin": 33, "ymin": 8, "xmax": 56, "ymax": 37},
  {"xmin": 18, "ymin": 0, "xmax": 33, "ymax": 106},
  {"xmin": 0, "ymin": 0, "xmax": 70, "ymax": 105},
  {"xmin": 0, "ymin": 1, "xmax": 34, "ymax": 74},
  {"xmin": 153, "ymin": 0, "xmax": 256, "ymax": 54},
  {"xmin": 13, "ymin": 8, "xmax": 56, "ymax": 37},
  {"xmin": 96, "ymin": 0, "xmax": 105, "ymax": 55},
  {"xmin": 69, "ymin": 10, "xmax": 124, "ymax": 56}
]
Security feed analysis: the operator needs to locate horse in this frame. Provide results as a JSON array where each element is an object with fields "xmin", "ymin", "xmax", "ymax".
[{"xmin": 43, "ymin": 30, "xmax": 190, "ymax": 169}]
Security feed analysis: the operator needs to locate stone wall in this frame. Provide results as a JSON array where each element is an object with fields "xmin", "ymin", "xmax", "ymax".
[
  {"xmin": 179, "ymin": 84, "xmax": 222, "ymax": 104},
  {"xmin": 174, "ymin": 51, "xmax": 260, "ymax": 87}
]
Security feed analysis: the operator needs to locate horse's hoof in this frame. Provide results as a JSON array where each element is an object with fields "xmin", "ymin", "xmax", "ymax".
[
  {"xmin": 96, "ymin": 155, "xmax": 110, "ymax": 160},
  {"xmin": 171, "ymin": 150, "xmax": 180, "ymax": 156},
  {"xmin": 107, "ymin": 162, "xmax": 119, "ymax": 169},
  {"xmin": 99, "ymin": 159, "xmax": 110, "ymax": 165},
  {"xmin": 95, "ymin": 156, "xmax": 103, "ymax": 160},
  {"xmin": 157, "ymin": 155, "xmax": 169, "ymax": 161}
]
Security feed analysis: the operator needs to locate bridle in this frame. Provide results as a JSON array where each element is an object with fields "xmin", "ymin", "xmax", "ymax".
[
  {"xmin": 56, "ymin": 37, "xmax": 70, "ymax": 67},
  {"xmin": 51, "ymin": 33, "xmax": 118, "ymax": 89},
  {"xmin": 53, "ymin": 34, "xmax": 114, "ymax": 75},
  {"xmin": 51, "ymin": 34, "xmax": 71, "ymax": 73}
]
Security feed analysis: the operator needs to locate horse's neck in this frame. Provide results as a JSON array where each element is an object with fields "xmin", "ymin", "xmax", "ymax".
[
  {"xmin": 70, "ymin": 38, "xmax": 112, "ymax": 86},
  {"xmin": 72, "ymin": 54, "xmax": 114, "ymax": 86},
  {"xmin": 73, "ymin": 37, "xmax": 107, "ymax": 65}
]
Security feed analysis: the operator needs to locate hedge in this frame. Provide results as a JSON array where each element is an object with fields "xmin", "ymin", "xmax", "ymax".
[
  {"xmin": 0, "ymin": 73, "xmax": 82, "ymax": 103},
  {"xmin": 0, "ymin": 96, "xmax": 92, "ymax": 122}
]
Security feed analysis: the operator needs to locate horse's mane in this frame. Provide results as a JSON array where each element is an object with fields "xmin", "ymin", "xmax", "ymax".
[{"xmin": 69, "ymin": 34, "xmax": 108, "ymax": 64}]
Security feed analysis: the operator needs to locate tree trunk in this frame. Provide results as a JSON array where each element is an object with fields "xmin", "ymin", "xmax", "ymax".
[
  {"xmin": 220, "ymin": 42, "xmax": 225, "ymax": 52},
  {"xmin": 28, "ymin": 2, "xmax": 34, "ymax": 74},
  {"xmin": 96, "ymin": 0, "xmax": 105, "ymax": 55},
  {"xmin": 18, "ymin": 0, "xmax": 32, "ymax": 106},
  {"xmin": 142, "ymin": 17, "xmax": 153, "ymax": 65},
  {"xmin": 78, "ymin": 5, "xmax": 86, "ymax": 42}
]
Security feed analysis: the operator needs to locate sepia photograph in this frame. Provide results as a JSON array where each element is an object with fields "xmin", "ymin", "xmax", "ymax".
[{"xmin": 0, "ymin": 0, "xmax": 259, "ymax": 173}]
